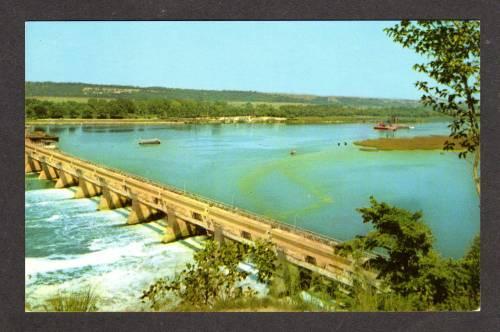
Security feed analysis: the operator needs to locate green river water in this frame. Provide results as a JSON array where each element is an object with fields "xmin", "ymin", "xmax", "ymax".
[
  {"xmin": 25, "ymin": 122, "xmax": 479, "ymax": 311},
  {"xmin": 33, "ymin": 122, "xmax": 479, "ymax": 258}
]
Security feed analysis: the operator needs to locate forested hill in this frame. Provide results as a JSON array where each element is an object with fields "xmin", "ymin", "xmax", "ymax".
[{"xmin": 26, "ymin": 81, "xmax": 422, "ymax": 109}]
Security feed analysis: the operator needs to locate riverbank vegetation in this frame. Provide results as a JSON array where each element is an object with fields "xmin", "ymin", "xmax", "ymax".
[
  {"xmin": 41, "ymin": 286, "xmax": 99, "ymax": 312},
  {"xmin": 354, "ymin": 136, "xmax": 464, "ymax": 151},
  {"xmin": 140, "ymin": 198, "xmax": 479, "ymax": 312},
  {"xmin": 24, "ymin": 96, "xmax": 446, "ymax": 124}
]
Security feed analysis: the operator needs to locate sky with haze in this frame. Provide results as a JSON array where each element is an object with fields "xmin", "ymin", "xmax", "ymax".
[{"xmin": 25, "ymin": 21, "xmax": 427, "ymax": 100}]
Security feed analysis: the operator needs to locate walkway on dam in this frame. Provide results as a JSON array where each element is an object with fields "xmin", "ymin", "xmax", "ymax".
[{"xmin": 25, "ymin": 141, "xmax": 375, "ymax": 285}]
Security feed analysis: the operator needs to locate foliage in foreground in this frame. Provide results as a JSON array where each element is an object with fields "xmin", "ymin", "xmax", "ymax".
[
  {"xmin": 43, "ymin": 286, "xmax": 99, "ymax": 312},
  {"xmin": 141, "ymin": 239, "xmax": 278, "ymax": 310},
  {"xmin": 141, "ymin": 198, "xmax": 479, "ymax": 312},
  {"xmin": 337, "ymin": 197, "xmax": 480, "ymax": 311}
]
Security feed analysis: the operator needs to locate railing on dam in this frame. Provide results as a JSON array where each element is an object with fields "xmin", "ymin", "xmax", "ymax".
[
  {"xmin": 25, "ymin": 142, "xmax": 344, "ymax": 247},
  {"xmin": 26, "ymin": 141, "xmax": 383, "ymax": 285}
]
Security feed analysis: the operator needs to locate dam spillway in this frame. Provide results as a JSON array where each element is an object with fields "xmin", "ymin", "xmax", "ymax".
[
  {"xmin": 25, "ymin": 141, "xmax": 357, "ymax": 284},
  {"xmin": 24, "ymin": 183, "xmax": 214, "ymax": 311}
]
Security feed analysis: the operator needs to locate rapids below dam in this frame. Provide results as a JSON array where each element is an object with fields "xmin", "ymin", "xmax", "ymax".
[{"xmin": 25, "ymin": 122, "xmax": 479, "ymax": 310}]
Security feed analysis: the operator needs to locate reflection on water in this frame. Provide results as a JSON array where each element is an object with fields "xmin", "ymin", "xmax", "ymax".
[
  {"xmin": 107, "ymin": 128, "xmax": 135, "ymax": 133},
  {"xmin": 46, "ymin": 126, "xmax": 67, "ymax": 134},
  {"xmin": 82, "ymin": 126, "xmax": 109, "ymax": 133},
  {"xmin": 378, "ymin": 130, "xmax": 396, "ymax": 138}
]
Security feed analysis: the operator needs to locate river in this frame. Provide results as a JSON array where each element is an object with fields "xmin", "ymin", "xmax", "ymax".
[{"xmin": 25, "ymin": 122, "xmax": 479, "ymax": 310}]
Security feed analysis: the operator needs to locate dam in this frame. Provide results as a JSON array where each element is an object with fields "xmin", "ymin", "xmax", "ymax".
[{"xmin": 25, "ymin": 141, "xmax": 360, "ymax": 285}]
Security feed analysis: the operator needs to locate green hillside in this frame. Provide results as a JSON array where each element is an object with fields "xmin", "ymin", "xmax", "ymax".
[{"xmin": 26, "ymin": 81, "xmax": 423, "ymax": 109}]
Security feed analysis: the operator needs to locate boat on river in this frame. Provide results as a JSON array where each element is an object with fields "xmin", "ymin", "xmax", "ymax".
[
  {"xmin": 138, "ymin": 138, "xmax": 161, "ymax": 145},
  {"xmin": 374, "ymin": 116, "xmax": 415, "ymax": 131},
  {"xmin": 373, "ymin": 122, "xmax": 397, "ymax": 131}
]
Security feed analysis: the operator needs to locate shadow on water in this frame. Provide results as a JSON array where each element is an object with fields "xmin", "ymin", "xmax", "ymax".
[
  {"xmin": 107, "ymin": 208, "xmax": 130, "ymax": 219},
  {"xmin": 33, "ymin": 126, "xmax": 48, "ymax": 132},
  {"xmin": 25, "ymin": 176, "xmax": 55, "ymax": 191},
  {"xmin": 47, "ymin": 126, "xmax": 67, "ymax": 134},
  {"xmin": 140, "ymin": 222, "xmax": 165, "ymax": 235},
  {"xmin": 82, "ymin": 126, "xmax": 109, "ymax": 133},
  {"xmin": 107, "ymin": 128, "xmax": 135, "ymax": 133},
  {"xmin": 177, "ymin": 238, "xmax": 203, "ymax": 252},
  {"xmin": 210, "ymin": 124, "xmax": 222, "ymax": 136},
  {"xmin": 144, "ymin": 126, "xmax": 172, "ymax": 131},
  {"xmin": 377, "ymin": 130, "xmax": 396, "ymax": 138}
]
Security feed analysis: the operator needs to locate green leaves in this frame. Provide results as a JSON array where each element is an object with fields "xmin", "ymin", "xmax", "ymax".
[
  {"xmin": 386, "ymin": 21, "xmax": 480, "ymax": 161},
  {"xmin": 248, "ymin": 238, "xmax": 278, "ymax": 283},
  {"xmin": 141, "ymin": 239, "xmax": 278, "ymax": 310},
  {"xmin": 337, "ymin": 197, "xmax": 480, "ymax": 310}
]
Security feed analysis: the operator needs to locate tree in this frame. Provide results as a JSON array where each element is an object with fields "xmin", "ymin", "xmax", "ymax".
[
  {"xmin": 33, "ymin": 105, "xmax": 48, "ymax": 119},
  {"xmin": 385, "ymin": 20, "xmax": 480, "ymax": 194},
  {"xmin": 48, "ymin": 107, "xmax": 64, "ymax": 119},
  {"xmin": 81, "ymin": 106, "xmax": 94, "ymax": 119},
  {"xmin": 458, "ymin": 234, "xmax": 480, "ymax": 308},
  {"xmin": 88, "ymin": 98, "xmax": 109, "ymax": 119},
  {"xmin": 337, "ymin": 197, "xmax": 480, "ymax": 310},
  {"xmin": 141, "ymin": 240, "xmax": 251, "ymax": 309},
  {"xmin": 248, "ymin": 238, "xmax": 277, "ymax": 283},
  {"xmin": 338, "ymin": 197, "xmax": 434, "ymax": 296},
  {"xmin": 25, "ymin": 105, "xmax": 34, "ymax": 119}
]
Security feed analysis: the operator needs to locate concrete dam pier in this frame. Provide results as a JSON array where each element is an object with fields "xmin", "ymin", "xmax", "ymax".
[{"xmin": 25, "ymin": 142, "xmax": 359, "ymax": 285}]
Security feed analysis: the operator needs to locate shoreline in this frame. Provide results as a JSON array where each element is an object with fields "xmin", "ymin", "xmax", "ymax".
[{"xmin": 26, "ymin": 116, "xmax": 449, "ymax": 126}]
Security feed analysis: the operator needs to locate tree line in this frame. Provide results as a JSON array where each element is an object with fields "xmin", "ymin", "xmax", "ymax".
[{"xmin": 25, "ymin": 98, "xmax": 441, "ymax": 120}]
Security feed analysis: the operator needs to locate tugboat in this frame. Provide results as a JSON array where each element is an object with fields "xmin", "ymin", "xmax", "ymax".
[
  {"xmin": 373, "ymin": 122, "xmax": 397, "ymax": 131},
  {"xmin": 374, "ymin": 116, "xmax": 414, "ymax": 131},
  {"xmin": 138, "ymin": 138, "xmax": 161, "ymax": 145}
]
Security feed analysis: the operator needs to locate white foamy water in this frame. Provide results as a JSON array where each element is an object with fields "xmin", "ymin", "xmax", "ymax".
[
  {"xmin": 25, "ymin": 185, "xmax": 209, "ymax": 311},
  {"xmin": 25, "ymin": 184, "xmax": 265, "ymax": 311},
  {"xmin": 25, "ymin": 188, "xmax": 76, "ymax": 204}
]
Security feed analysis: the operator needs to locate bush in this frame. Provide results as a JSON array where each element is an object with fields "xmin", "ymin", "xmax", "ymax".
[
  {"xmin": 141, "ymin": 240, "xmax": 253, "ymax": 310},
  {"xmin": 337, "ymin": 197, "xmax": 480, "ymax": 311}
]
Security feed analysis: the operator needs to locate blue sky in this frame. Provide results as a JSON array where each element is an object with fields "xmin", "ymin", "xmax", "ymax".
[{"xmin": 25, "ymin": 21, "xmax": 427, "ymax": 99}]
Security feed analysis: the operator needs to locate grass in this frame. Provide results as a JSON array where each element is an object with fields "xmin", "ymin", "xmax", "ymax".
[
  {"xmin": 42, "ymin": 286, "xmax": 99, "ymax": 312},
  {"xmin": 354, "ymin": 135, "xmax": 463, "ymax": 151},
  {"xmin": 166, "ymin": 294, "xmax": 329, "ymax": 312},
  {"xmin": 30, "ymin": 96, "xmax": 111, "ymax": 103},
  {"xmin": 228, "ymin": 101, "xmax": 309, "ymax": 108}
]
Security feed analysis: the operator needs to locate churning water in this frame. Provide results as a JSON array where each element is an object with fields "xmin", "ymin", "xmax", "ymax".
[
  {"xmin": 25, "ymin": 175, "xmax": 264, "ymax": 311},
  {"xmin": 25, "ymin": 184, "xmax": 198, "ymax": 311},
  {"xmin": 25, "ymin": 123, "xmax": 479, "ymax": 310}
]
